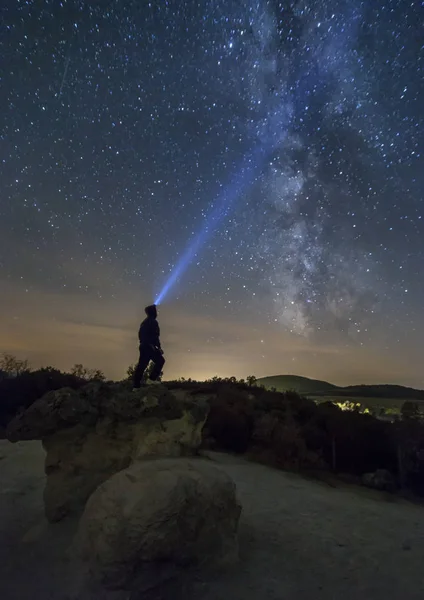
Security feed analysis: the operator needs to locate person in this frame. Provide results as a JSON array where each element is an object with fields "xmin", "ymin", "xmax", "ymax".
[{"xmin": 133, "ymin": 304, "xmax": 165, "ymax": 388}]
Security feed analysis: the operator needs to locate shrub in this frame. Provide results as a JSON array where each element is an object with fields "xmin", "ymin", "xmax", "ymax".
[
  {"xmin": 201, "ymin": 383, "xmax": 412, "ymax": 486},
  {"xmin": 0, "ymin": 367, "xmax": 86, "ymax": 426},
  {"xmin": 401, "ymin": 401, "xmax": 421, "ymax": 421},
  {"xmin": 0, "ymin": 353, "xmax": 31, "ymax": 377},
  {"xmin": 203, "ymin": 385, "xmax": 255, "ymax": 453},
  {"xmin": 70, "ymin": 364, "xmax": 105, "ymax": 381}
]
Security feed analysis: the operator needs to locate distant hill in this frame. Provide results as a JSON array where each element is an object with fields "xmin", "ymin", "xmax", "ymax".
[
  {"xmin": 257, "ymin": 375, "xmax": 424, "ymax": 401},
  {"xmin": 341, "ymin": 384, "xmax": 424, "ymax": 400},
  {"xmin": 256, "ymin": 375, "xmax": 337, "ymax": 394}
]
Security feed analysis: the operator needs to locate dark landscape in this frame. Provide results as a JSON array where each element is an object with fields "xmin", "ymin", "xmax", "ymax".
[
  {"xmin": 258, "ymin": 374, "xmax": 424, "ymax": 414},
  {"xmin": 2, "ymin": 357, "xmax": 424, "ymax": 497},
  {"xmin": 1, "ymin": 367, "xmax": 424, "ymax": 599}
]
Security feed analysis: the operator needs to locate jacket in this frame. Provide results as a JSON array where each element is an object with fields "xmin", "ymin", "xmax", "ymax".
[{"xmin": 138, "ymin": 316, "xmax": 161, "ymax": 349}]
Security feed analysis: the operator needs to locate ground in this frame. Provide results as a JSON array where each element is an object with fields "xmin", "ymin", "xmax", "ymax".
[{"xmin": 1, "ymin": 441, "xmax": 424, "ymax": 599}]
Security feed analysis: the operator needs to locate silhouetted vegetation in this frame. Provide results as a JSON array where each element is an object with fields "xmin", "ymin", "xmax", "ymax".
[
  {"xmin": 70, "ymin": 364, "xmax": 105, "ymax": 382},
  {"xmin": 0, "ymin": 355, "xmax": 105, "ymax": 428},
  {"xmin": 0, "ymin": 354, "xmax": 31, "ymax": 377},
  {"xmin": 196, "ymin": 381, "xmax": 424, "ymax": 497},
  {"xmin": 401, "ymin": 400, "xmax": 421, "ymax": 421}
]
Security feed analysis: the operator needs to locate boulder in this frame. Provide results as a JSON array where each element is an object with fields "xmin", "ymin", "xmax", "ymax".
[
  {"xmin": 73, "ymin": 458, "xmax": 241, "ymax": 593},
  {"xmin": 6, "ymin": 383, "xmax": 210, "ymax": 521},
  {"xmin": 362, "ymin": 469, "xmax": 396, "ymax": 492}
]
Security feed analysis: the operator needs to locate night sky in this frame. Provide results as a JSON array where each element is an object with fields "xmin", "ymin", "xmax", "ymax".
[{"xmin": 1, "ymin": 1, "xmax": 423, "ymax": 386}]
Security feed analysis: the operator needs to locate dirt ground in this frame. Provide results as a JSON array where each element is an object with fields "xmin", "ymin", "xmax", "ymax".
[{"xmin": 1, "ymin": 441, "xmax": 424, "ymax": 599}]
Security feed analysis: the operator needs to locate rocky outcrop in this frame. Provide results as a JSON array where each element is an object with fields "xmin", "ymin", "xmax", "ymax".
[
  {"xmin": 362, "ymin": 469, "xmax": 396, "ymax": 492},
  {"xmin": 6, "ymin": 382, "xmax": 210, "ymax": 521},
  {"xmin": 73, "ymin": 458, "xmax": 241, "ymax": 593}
]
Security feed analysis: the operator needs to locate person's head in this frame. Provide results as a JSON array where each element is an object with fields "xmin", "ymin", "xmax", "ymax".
[{"xmin": 145, "ymin": 304, "xmax": 157, "ymax": 319}]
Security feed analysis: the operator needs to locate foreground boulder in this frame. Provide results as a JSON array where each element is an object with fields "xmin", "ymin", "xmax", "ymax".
[
  {"xmin": 73, "ymin": 458, "xmax": 241, "ymax": 593},
  {"xmin": 6, "ymin": 382, "xmax": 210, "ymax": 521},
  {"xmin": 362, "ymin": 469, "xmax": 396, "ymax": 492}
]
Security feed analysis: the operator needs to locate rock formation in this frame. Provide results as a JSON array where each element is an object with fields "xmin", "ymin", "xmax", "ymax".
[
  {"xmin": 73, "ymin": 458, "xmax": 241, "ymax": 593},
  {"xmin": 362, "ymin": 468, "xmax": 396, "ymax": 492},
  {"xmin": 6, "ymin": 382, "xmax": 210, "ymax": 521}
]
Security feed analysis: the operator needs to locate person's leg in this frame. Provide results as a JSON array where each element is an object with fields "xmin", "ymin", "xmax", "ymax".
[
  {"xmin": 133, "ymin": 346, "xmax": 151, "ymax": 388},
  {"xmin": 149, "ymin": 349, "xmax": 165, "ymax": 381}
]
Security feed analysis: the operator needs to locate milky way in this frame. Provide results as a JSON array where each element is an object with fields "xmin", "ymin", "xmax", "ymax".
[{"xmin": 0, "ymin": 0, "xmax": 423, "ymax": 383}]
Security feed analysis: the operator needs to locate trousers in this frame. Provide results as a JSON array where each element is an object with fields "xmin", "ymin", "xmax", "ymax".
[{"xmin": 133, "ymin": 344, "xmax": 165, "ymax": 387}]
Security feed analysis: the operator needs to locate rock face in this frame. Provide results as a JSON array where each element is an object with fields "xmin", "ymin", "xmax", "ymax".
[
  {"xmin": 73, "ymin": 458, "xmax": 241, "ymax": 592},
  {"xmin": 6, "ymin": 383, "xmax": 210, "ymax": 521}
]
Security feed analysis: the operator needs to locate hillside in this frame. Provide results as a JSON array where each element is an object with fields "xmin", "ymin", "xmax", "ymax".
[
  {"xmin": 257, "ymin": 374, "xmax": 424, "ymax": 400},
  {"xmin": 256, "ymin": 374, "xmax": 337, "ymax": 394},
  {"xmin": 342, "ymin": 384, "xmax": 424, "ymax": 400}
]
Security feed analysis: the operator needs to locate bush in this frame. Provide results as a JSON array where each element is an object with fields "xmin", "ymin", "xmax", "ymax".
[
  {"xmin": 70, "ymin": 364, "xmax": 105, "ymax": 381},
  {"xmin": 0, "ymin": 354, "xmax": 31, "ymax": 377},
  {"xmin": 0, "ymin": 354, "xmax": 109, "ymax": 427},
  {"xmin": 401, "ymin": 401, "xmax": 421, "ymax": 421},
  {"xmin": 202, "ymin": 385, "xmax": 255, "ymax": 453},
  {"xmin": 201, "ymin": 382, "xmax": 424, "ymax": 491},
  {"xmin": 0, "ymin": 366, "xmax": 92, "ymax": 426}
]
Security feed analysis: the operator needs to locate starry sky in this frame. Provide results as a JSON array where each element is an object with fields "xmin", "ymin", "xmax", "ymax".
[{"xmin": 1, "ymin": 0, "xmax": 423, "ymax": 387}]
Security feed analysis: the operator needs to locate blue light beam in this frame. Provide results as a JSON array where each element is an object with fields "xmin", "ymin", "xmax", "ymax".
[{"xmin": 155, "ymin": 145, "xmax": 267, "ymax": 305}]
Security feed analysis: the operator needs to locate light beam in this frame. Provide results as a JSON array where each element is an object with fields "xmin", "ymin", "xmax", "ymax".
[{"xmin": 155, "ymin": 145, "xmax": 268, "ymax": 304}]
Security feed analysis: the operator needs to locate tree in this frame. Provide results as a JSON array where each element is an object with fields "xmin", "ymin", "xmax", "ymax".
[
  {"xmin": 247, "ymin": 375, "xmax": 257, "ymax": 387},
  {"xmin": 70, "ymin": 364, "xmax": 89, "ymax": 380},
  {"xmin": 0, "ymin": 354, "xmax": 31, "ymax": 377},
  {"xmin": 91, "ymin": 369, "xmax": 106, "ymax": 381},
  {"xmin": 70, "ymin": 364, "xmax": 105, "ymax": 381},
  {"xmin": 126, "ymin": 364, "xmax": 136, "ymax": 380}
]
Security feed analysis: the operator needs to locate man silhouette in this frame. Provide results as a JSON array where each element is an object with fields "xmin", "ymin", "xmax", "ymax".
[{"xmin": 133, "ymin": 304, "xmax": 165, "ymax": 388}]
